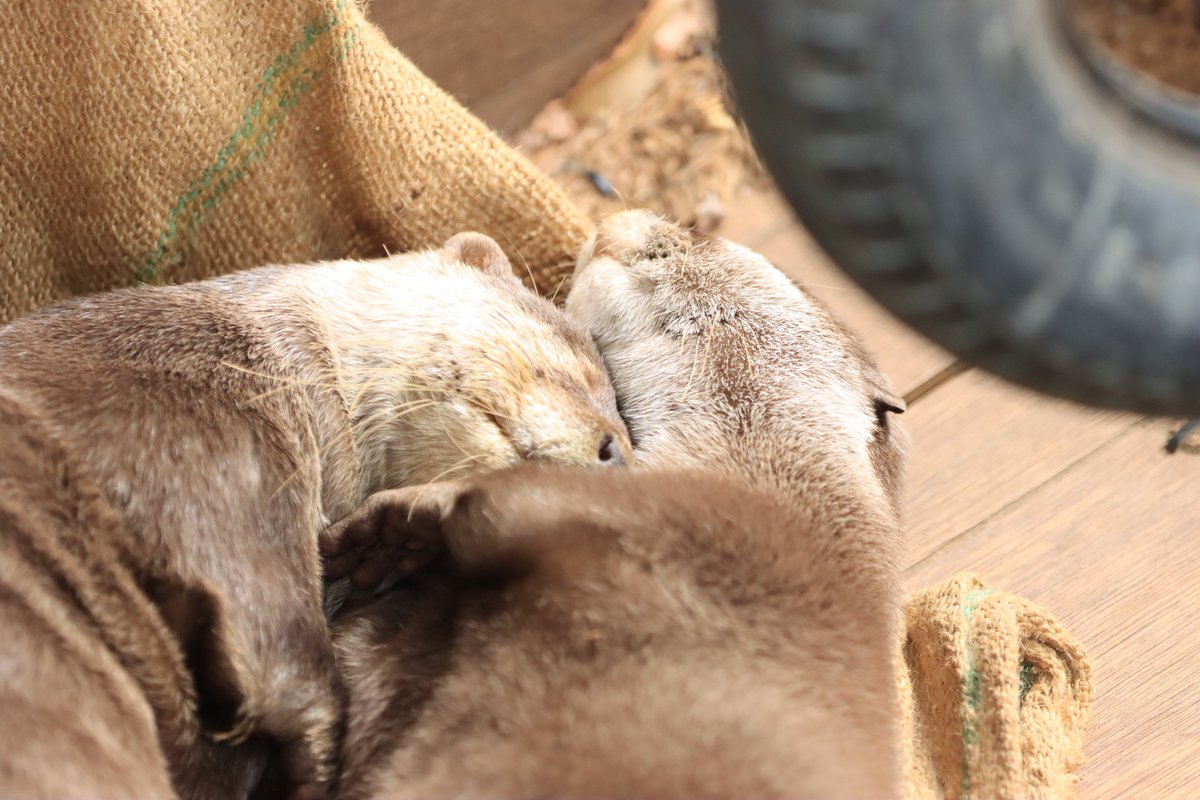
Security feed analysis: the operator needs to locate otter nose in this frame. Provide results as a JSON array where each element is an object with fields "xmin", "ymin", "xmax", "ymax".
[
  {"xmin": 591, "ymin": 210, "xmax": 664, "ymax": 262},
  {"xmin": 596, "ymin": 432, "xmax": 626, "ymax": 466}
]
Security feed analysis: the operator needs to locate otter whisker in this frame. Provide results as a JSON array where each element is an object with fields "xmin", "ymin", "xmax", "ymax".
[
  {"xmin": 220, "ymin": 360, "xmax": 346, "ymax": 392},
  {"xmin": 269, "ymin": 414, "xmax": 367, "ymax": 503},
  {"xmin": 549, "ymin": 273, "xmax": 571, "ymax": 305},
  {"xmin": 429, "ymin": 402, "xmax": 474, "ymax": 461},
  {"xmin": 349, "ymin": 399, "xmax": 443, "ymax": 438},
  {"xmin": 497, "ymin": 230, "xmax": 540, "ymax": 296},
  {"xmin": 347, "ymin": 373, "xmax": 391, "ymax": 418},
  {"xmin": 696, "ymin": 333, "xmax": 715, "ymax": 401},
  {"xmin": 476, "ymin": 405, "xmax": 517, "ymax": 424},
  {"xmin": 269, "ymin": 448, "xmax": 323, "ymax": 504},
  {"xmin": 404, "ymin": 453, "xmax": 488, "ymax": 519},
  {"xmin": 239, "ymin": 380, "xmax": 313, "ymax": 407},
  {"xmin": 237, "ymin": 372, "xmax": 348, "ymax": 407},
  {"xmin": 796, "ymin": 282, "xmax": 852, "ymax": 293},
  {"xmin": 650, "ymin": 305, "xmax": 677, "ymax": 327},
  {"xmin": 223, "ymin": 361, "xmax": 358, "ymax": 408},
  {"xmin": 219, "ymin": 360, "xmax": 291, "ymax": 382},
  {"xmin": 411, "ymin": 452, "xmax": 487, "ymax": 508},
  {"xmin": 682, "ymin": 328, "xmax": 713, "ymax": 402}
]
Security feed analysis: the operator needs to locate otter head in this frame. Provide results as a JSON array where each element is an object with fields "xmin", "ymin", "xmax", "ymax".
[
  {"xmin": 341, "ymin": 232, "xmax": 632, "ymax": 490},
  {"xmin": 566, "ymin": 210, "xmax": 906, "ymax": 515}
]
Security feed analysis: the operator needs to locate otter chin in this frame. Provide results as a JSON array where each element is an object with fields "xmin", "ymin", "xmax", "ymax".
[{"xmin": 329, "ymin": 212, "xmax": 909, "ymax": 799}]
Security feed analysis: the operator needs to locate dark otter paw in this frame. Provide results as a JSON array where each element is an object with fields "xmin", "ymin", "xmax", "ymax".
[{"xmin": 319, "ymin": 483, "xmax": 460, "ymax": 590}]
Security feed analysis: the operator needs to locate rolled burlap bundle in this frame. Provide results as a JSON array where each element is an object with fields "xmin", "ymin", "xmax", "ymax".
[
  {"xmin": 900, "ymin": 574, "xmax": 1093, "ymax": 800},
  {"xmin": 0, "ymin": 0, "xmax": 590, "ymax": 324}
]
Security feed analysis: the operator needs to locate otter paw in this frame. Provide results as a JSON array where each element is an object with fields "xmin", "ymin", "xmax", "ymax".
[{"xmin": 319, "ymin": 484, "xmax": 459, "ymax": 589}]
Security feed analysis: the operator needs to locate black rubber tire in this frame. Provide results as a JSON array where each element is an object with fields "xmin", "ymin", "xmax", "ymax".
[{"xmin": 715, "ymin": 0, "xmax": 1200, "ymax": 416}]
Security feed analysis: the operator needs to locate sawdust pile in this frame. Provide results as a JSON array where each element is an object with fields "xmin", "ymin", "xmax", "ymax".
[{"xmin": 517, "ymin": 1, "xmax": 768, "ymax": 234}]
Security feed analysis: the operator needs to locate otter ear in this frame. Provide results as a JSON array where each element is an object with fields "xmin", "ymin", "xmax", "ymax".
[
  {"xmin": 442, "ymin": 232, "xmax": 514, "ymax": 279},
  {"xmin": 862, "ymin": 362, "xmax": 905, "ymax": 419},
  {"xmin": 873, "ymin": 389, "xmax": 906, "ymax": 418}
]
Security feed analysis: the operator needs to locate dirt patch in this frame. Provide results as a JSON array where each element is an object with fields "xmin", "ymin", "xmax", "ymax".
[
  {"xmin": 1072, "ymin": 0, "xmax": 1200, "ymax": 96},
  {"xmin": 516, "ymin": 0, "xmax": 768, "ymax": 236}
]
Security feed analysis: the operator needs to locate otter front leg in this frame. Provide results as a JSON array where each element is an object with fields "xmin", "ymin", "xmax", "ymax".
[
  {"xmin": 320, "ymin": 484, "xmax": 458, "ymax": 590},
  {"xmin": 227, "ymin": 603, "xmax": 342, "ymax": 800}
]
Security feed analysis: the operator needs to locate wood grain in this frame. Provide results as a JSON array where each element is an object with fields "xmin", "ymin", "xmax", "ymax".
[
  {"xmin": 720, "ymin": 190, "xmax": 1195, "ymax": 798},
  {"xmin": 717, "ymin": 184, "xmax": 796, "ymax": 249},
  {"xmin": 908, "ymin": 419, "xmax": 1200, "ymax": 800},
  {"xmin": 902, "ymin": 369, "xmax": 1139, "ymax": 565},
  {"xmin": 367, "ymin": 0, "xmax": 646, "ymax": 134}
]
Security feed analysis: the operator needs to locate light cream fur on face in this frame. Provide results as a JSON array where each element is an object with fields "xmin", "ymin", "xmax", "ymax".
[
  {"xmin": 253, "ymin": 237, "xmax": 631, "ymax": 494},
  {"xmin": 566, "ymin": 210, "xmax": 906, "ymax": 517}
]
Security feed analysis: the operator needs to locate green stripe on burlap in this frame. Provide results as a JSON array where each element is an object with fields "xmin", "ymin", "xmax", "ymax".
[
  {"xmin": 136, "ymin": 0, "xmax": 358, "ymax": 284},
  {"xmin": 960, "ymin": 587, "xmax": 995, "ymax": 800}
]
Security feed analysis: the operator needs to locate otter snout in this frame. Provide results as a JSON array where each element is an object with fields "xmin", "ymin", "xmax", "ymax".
[
  {"xmin": 597, "ymin": 431, "xmax": 626, "ymax": 466},
  {"xmin": 524, "ymin": 427, "xmax": 631, "ymax": 468},
  {"xmin": 586, "ymin": 209, "xmax": 687, "ymax": 268}
]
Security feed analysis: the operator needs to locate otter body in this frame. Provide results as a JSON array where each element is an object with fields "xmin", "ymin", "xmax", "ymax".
[
  {"xmin": 0, "ymin": 234, "xmax": 629, "ymax": 798},
  {"xmin": 329, "ymin": 212, "xmax": 908, "ymax": 798}
]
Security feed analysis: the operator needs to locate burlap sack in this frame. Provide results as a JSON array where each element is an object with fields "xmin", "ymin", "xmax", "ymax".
[
  {"xmin": 900, "ymin": 574, "xmax": 1093, "ymax": 800},
  {"xmin": 0, "ymin": 0, "xmax": 591, "ymax": 324}
]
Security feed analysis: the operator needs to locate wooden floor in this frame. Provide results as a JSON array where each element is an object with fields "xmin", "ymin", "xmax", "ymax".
[{"xmin": 721, "ymin": 186, "xmax": 1200, "ymax": 800}]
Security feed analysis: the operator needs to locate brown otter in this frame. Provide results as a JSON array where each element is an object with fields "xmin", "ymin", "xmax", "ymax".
[
  {"xmin": 326, "ymin": 211, "xmax": 908, "ymax": 798},
  {"xmin": 0, "ymin": 232, "xmax": 630, "ymax": 799}
]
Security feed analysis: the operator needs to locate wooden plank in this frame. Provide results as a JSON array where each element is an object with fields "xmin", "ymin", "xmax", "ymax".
[
  {"xmin": 367, "ymin": 0, "xmax": 646, "ymax": 134},
  {"xmin": 907, "ymin": 419, "xmax": 1200, "ymax": 800},
  {"xmin": 716, "ymin": 184, "xmax": 795, "ymax": 250},
  {"xmin": 903, "ymin": 370, "xmax": 1139, "ymax": 566},
  {"xmin": 753, "ymin": 222, "xmax": 956, "ymax": 398}
]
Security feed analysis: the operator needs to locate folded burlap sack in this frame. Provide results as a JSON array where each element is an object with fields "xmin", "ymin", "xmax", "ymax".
[
  {"xmin": 900, "ymin": 574, "xmax": 1093, "ymax": 800},
  {"xmin": 0, "ymin": 0, "xmax": 590, "ymax": 324}
]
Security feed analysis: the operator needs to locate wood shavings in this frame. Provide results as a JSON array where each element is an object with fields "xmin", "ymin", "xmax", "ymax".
[{"xmin": 518, "ymin": 12, "xmax": 768, "ymax": 235}]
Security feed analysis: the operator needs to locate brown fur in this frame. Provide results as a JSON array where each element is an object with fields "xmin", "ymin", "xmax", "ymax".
[
  {"xmin": 0, "ymin": 387, "xmax": 271, "ymax": 799},
  {"xmin": 329, "ymin": 212, "xmax": 908, "ymax": 798},
  {"xmin": 0, "ymin": 233, "xmax": 629, "ymax": 799}
]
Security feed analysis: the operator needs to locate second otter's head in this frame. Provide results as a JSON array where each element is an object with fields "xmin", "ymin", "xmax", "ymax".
[{"xmin": 566, "ymin": 210, "xmax": 906, "ymax": 515}]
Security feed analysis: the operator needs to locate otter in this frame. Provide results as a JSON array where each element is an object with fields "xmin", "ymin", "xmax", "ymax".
[
  {"xmin": 0, "ymin": 232, "xmax": 630, "ymax": 799},
  {"xmin": 325, "ymin": 211, "xmax": 908, "ymax": 798}
]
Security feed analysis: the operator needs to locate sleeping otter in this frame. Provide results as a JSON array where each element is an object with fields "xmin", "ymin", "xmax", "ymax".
[
  {"xmin": 326, "ymin": 211, "xmax": 908, "ymax": 798},
  {"xmin": 0, "ymin": 232, "xmax": 630, "ymax": 799}
]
